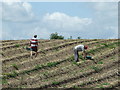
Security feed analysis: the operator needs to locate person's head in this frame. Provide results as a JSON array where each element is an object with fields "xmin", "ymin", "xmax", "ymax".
[
  {"xmin": 84, "ymin": 45, "xmax": 88, "ymax": 49},
  {"xmin": 34, "ymin": 35, "xmax": 37, "ymax": 38}
]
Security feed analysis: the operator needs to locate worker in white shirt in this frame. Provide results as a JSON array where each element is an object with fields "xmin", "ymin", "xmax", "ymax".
[{"xmin": 74, "ymin": 44, "xmax": 88, "ymax": 62}]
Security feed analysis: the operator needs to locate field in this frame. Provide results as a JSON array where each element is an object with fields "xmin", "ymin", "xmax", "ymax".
[{"xmin": 1, "ymin": 39, "xmax": 119, "ymax": 89}]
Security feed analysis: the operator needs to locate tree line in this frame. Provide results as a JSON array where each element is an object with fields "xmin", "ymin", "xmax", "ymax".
[{"xmin": 50, "ymin": 32, "xmax": 81, "ymax": 39}]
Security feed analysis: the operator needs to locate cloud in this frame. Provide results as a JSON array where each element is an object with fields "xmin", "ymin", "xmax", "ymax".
[
  {"xmin": 2, "ymin": 1, "xmax": 35, "ymax": 22},
  {"xmin": 1, "ymin": 2, "xmax": 118, "ymax": 40},
  {"xmin": 43, "ymin": 12, "xmax": 92, "ymax": 32},
  {"xmin": 88, "ymin": 2, "xmax": 118, "ymax": 39}
]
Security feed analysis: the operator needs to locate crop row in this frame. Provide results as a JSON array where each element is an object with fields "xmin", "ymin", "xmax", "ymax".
[
  {"xmin": 2, "ymin": 39, "xmax": 97, "ymax": 65},
  {"xmin": 39, "ymin": 55, "xmax": 118, "ymax": 89},
  {"xmin": 1, "ymin": 39, "xmax": 71, "ymax": 58},
  {"xmin": 1, "ymin": 39, "xmax": 118, "ymax": 57},
  {"xmin": 1, "ymin": 39, "xmax": 85, "ymax": 50},
  {"xmin": 1, "ymin": 39, "xmax": 66, "ymax": 51},
  {"xmin": 3, "ymin": 40, "xmax": 119, "ymax": 78},
  {"xmin": 3, "ymin": 40, "xmax": 118, "ymax": 73},
  {"xmin": 2, "ymin": 41, "xmax": 118, "ymax": 87},
  {"xmin": 6, "ymin": 53, "xmax": 118, "ymax": 88},
  {"xmin": 3, "ymin": 40, "xmax": 99, "ymax": 74}
]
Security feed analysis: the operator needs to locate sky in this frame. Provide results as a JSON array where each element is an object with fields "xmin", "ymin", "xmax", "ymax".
[{"xmin": 0, "ymin": 0, "xmax": 119, "ymax": 40}]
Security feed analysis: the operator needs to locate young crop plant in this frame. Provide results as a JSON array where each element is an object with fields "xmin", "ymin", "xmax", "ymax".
[
  {"xmin": 15, "ymin": 44, "xmax": 20, "ymax": 47},
  {"xmin": 52, "ymin": 81, "xmax": 59, "ymax": 85},
  {"xmin": 69, "ymin": 56, "xmax": 74, "ymax": 61},
  {"xmin": 96, "ymin": 44, "xmax": 101, "ymax": 47},
  {"xmin": 12, "ymin": 64, "xmax": 19, "ymax": 70},
  {"xmin": 79, "ymin": 55, "xmax": 86, "ymax": 62},
  {"xmin": 55, "ymin": 48, "xmax": 59, "ymax": 51},
  {"xmin": 47, "ymin": 62, "xmax": 59, "ymax": 67},
  {"xmin": 97, "ymin": 61, "xmax": 103, "ymax": 64},
  {"xmin": 78, "ymin": 54, "xmax": 84, "ymax": 60},
  {"xmin": 6, "ymin": 71, "xmax": 18, "ymax": 78},
  {"xmin": 73, "ymin": 86, "xmax": 80, "ymax": 89},
  {"xmin": 42, "ymin": 71, "xmax": 49, "ymax": 77},
  {"xmin": 87, "ymin": 49, "xmax": 96, "ymax": 54},
  {"xmin": 72, "ymin": 61, "xmax": 79, "ymax": 65},
  {"xmin": 90, "ymin": 66, "xmax": 100, "ymax": 72},
  {"xmin": 102, "ymin": 83, "xmax": 110, "ymax": 85},
  {"xmin": 101, "ymin": 43, "xmax": 108, "ymax": 47},
  {"xmin": 34, "ymin": 64, "xmax": 42, "ymax": 71},
  {"xmin": 1, "ymin": 78, "xmax": 8, "ymax": 84},
  {"xmin": 108, "ymin": 45, "xmax": 116, "ymax": 49}
]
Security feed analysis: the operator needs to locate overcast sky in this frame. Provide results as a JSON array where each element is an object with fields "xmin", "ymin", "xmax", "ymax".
[{"xmin": 1, "ymin": 0, "xmax": 118, "ymax": 40}]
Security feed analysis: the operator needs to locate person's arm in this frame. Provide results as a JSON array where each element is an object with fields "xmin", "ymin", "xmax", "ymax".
[{"xmin": 30, "ymin": 40, "xmax": 31, "ymax": 46}]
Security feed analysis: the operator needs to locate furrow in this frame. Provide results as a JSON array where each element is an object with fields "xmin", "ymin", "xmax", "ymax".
[
  {"xmin": 26, "ymin": 57, "xmax": 119, "ymax": 88},
  {"xmin": 4, "ymin": 47, "xmax": 118, "ymax": 88},
  {"xmin": 3, "ymin": 41, "xmax": 118, "ymax": 74},
  {"xmin": 3, "ymin": 39, "xmax": 115, "ymax": 73},
  {"xmin": 2, "ymin": 39, "xmax": 95, "ymax": 65}
]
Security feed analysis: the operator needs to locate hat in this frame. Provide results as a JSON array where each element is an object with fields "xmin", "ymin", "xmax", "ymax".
[{"xmin": 84, "ymin": 45, "xmax": 88, "ymax": 49}]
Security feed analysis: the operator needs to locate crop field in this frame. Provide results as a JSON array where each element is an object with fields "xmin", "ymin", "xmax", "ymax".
[{"xmin": 0, "ymin": 39, "xmax": 119, "ymax": 89}]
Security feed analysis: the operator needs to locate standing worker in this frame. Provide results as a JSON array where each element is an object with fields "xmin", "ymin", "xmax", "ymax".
[
  {"xmin": 74, "ymin": 44, "xmax": 88, "ymax": 62},
  {"xmin": 30, "ymin": 35, "xmax": 38, "ymax": 58}
]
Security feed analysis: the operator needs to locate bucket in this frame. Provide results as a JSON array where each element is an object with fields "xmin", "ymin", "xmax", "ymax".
[
  {"xmin": 25, "ymin": 47, "xmax": 32, "ymax": 51},
  {"xmin": 86, "ymin": 56, "xmax": 92, "ymax": 59}
]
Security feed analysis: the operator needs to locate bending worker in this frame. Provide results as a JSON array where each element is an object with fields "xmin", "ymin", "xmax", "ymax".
[{"xmin": 74, "ymin": 44, "xmax": 88, "ymax": 62}]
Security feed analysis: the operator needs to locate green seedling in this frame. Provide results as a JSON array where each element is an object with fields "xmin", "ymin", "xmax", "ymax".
[
  {"xmin": 42, "ymin": 72, "xmax": 49, "ymax": 76},
  {"xmin": 87, "ymin": 49, "xmax": 96, "ymax": 54},
  {"xmin": 34, "ymin": 65, "xmax": 42, "ymax": 71},
  {"xmin": 96, "ymin": 44, "xmax": 101, "ymax": 47},
  {"xmin": 72, "ymin": 61, "xmax": 79, "ymax": 66},
  {"xmin": 47, "ymin": 62, "xmax": 59, "ymax": 67},
  {"xmin": 91, "ymin": 66, "xmax": 100, "ymax": 72},
  {"xmin": 0, "ymin": 78, "xmax": 8, "ymax": 84},
  {"xmin": 102, "ymin": 83, "xmax": 110, "ymax": 85},
  {"xmin": 97, "ymin": 61, "xmax": 103, "ymax": 64},
  {"xmin": 108, "ymin": 45, "xmax": 116, "ymax": 49},
  {"xmin": 12, "ymin": 64, "xmax": 19, "ymax": 70},
  {"xmin": 101, "ymin": 43, "xmax": 108, "ymax": 47},
  {"xmin": 62, "ymin": 85, "xmax": 66, "ymax": 88},
  {"xmin": 69, "ymin": 56, "xmax": 74, "ymax": 61},
  {"xmin": 96, "ymin": 41, "xmax": 99, "ymax": 43},
  {"xmin": 99, "ymin": 86, "xmax": 104, "ymax": 88},
  {"xmin": 15, "ymin": 44, "xmax": 20, "ymax": 47},
  {"xmin": 55, "ymin": 48, "xmax": 59, "ymax": 51},
  {"xmin": 52, "ymin": 81, "xmax": 59, "ymax": 85},
  {"xmin": 79, "ymin": 55, "xmax": 83, "ymax": 59},
  {"xmin": 7, "ymin": 71, "xmax": 18, "ymax": 78},
  {"xmin": 79, "ymin": 55, "xmax": 86, "ymax": 62},
  {"xmin": 73, "ymin": 86, "xmax": 79, "ymax": 88}
]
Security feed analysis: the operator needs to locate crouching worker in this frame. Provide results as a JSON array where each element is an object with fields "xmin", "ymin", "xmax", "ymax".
[
  {"xmin": 74, "ymin": 44, "xmax": 88, "ymax": 62},
  {"xmin": 30, "ymin": 35, "xmax": 38, "ymax": 58}
]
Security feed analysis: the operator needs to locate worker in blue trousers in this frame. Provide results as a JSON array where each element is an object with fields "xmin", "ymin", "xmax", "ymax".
[{"xmin": 74, "ymin": 44, "xmax": 88, "ymax": 62}]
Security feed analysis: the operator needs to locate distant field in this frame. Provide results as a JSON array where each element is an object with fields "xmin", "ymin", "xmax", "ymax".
[{"xmin": 1, "ymin": 39, "xmax": 119, "ymax": 89}]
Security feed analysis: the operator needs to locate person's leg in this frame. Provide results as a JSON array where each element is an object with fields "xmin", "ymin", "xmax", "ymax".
[
  {"xmin": 30, "ymin": 51, "xmax": 33, "ymax": 58},
  {"xmin": 34, "ymin": 47, "xmax": 38, "ymax": 58},
  {"xmin": 35, "ymin": 52, "xmax": 38, "ymax": 57},
  {"xmin": 74, "ymin": 49, "xmax": 79, "ymax": 62}
]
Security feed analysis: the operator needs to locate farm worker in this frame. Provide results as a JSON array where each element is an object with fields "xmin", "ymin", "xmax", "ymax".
[
  {"xmin": 74, "ymin": 45, "xmax": 88, "ymax": 62},
  {"xmin": 30, "ymin": 35, "xmax": 38, "ymax": 58}
]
